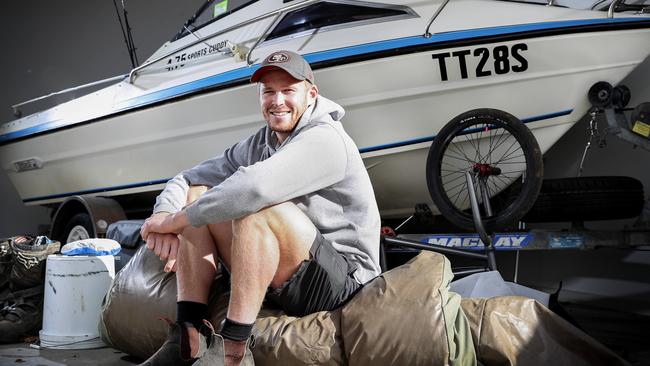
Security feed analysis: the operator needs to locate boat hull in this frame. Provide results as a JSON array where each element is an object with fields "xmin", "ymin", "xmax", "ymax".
[{"xmin": 2, "ymin": 13, "xmax": 650, "ymax": 218}]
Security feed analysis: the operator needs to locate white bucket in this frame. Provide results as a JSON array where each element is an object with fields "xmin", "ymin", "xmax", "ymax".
[{"xmin": 39, "ymin": 254, "xmax": 115, "ymax": 349}]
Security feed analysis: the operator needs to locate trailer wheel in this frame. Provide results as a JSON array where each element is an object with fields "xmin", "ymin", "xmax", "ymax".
[
  {"xmin": 51, "ymin": 196, "xmax": 126, "ymax": 244},
  {"xmin": 63, "ymin": 213, "xmax": 93, "ymax": 243},
  {"xmin": 426, "ymin": 109, "xmax": 543, "ymax": 231}
]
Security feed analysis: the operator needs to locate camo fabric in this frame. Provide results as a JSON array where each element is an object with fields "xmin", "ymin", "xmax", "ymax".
[{"xmin": 0, "ymin": 236, "xmax": 60, "ymax": 344}]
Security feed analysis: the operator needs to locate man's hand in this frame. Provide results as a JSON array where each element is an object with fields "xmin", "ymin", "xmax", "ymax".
[
  {"xmin": 142, "ymin": 187, "xmax": 205, "ymax": 272},
  {"xmin": 141, "ymin": 211, "xmax": 190, "ymax": 240},
  {"xmin": 141, "ymin": 212, "xmax": 190, "ymax": 272},
  {"xmin": 146, "ymin": 232, "xmax": 180, "ymax": 272}
]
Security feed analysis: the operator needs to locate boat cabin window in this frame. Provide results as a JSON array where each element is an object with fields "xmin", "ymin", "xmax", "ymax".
[
  {"xmin": 173, "ymin": 0, "xmax": 258, "ymax": 41},
  {"xmin": 265, "ymin": 1, "xmax": 417, "ymax": 42}
]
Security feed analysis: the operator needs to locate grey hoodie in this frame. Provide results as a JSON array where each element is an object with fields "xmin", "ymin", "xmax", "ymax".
[{"xmin": 153, "ymin": 96, "xmax": 381, "ymax": 284}]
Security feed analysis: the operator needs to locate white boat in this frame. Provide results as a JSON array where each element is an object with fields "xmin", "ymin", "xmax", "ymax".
[{"xmin": 1, "ymin": 0, "xmax": 650, "ymax": 240}]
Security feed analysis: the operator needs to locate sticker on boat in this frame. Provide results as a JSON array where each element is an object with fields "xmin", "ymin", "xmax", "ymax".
[
  {"xmin": 422, "ymin": 233, "xmax": 532, "ymax": 250},
  {"xmin": 165, "ymin": 40, "xmax": 230, "ymax": 71},
  {"xmin": 214, "ymin": 0, "xmax": 228, "ymax": 18}
]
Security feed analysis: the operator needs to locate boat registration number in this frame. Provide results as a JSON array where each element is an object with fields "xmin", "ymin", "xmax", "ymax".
[{"xmin": 431, "ymin": 43, "xmax": 528, "ymax": 81}]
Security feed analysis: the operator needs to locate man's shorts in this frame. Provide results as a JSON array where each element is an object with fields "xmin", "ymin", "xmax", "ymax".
[{"xmin": 266, "ymin": 232, "xmax": 361, "ymax": 317}]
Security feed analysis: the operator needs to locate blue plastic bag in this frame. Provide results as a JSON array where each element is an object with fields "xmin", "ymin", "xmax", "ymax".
[{"xmin": 61, "ymin": 238, "xmax": 121, "ymax": 256}]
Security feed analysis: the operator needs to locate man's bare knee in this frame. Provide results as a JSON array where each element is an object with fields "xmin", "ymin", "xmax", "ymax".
[
  {"xmin": 232, "ymin": 202, "xmax": 315, "ymax": 263},
  {"xmin": 234, "ymin": 202, "xmax": 313, "ymax": 234},
  {"xmin": 180, "ymin": 222, "xmax": 204, "ymax": 238},
  {"xmin": 178, "ymin": 224, "xmax": 217, "ymax": 252}
]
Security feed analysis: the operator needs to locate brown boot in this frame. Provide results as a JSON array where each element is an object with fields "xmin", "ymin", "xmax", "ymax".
[
  {"xmin": 192, "ymin": 323, "xmax": 254, "ymax": 366},
  {"xmin": 138, "ymin": 320, "xmax": 210, "ymax": 366}
]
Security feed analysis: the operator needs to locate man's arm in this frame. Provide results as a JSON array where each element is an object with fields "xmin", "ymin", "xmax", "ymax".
[
  {"xmin": 141, "ymin": 183, "xmax": 208, "ymax": 237},
  {"xmin": 185, "ymin": 123, "xmax": 348, "ymax": 226},
  {"xmin": 142, "ymin": 185, "xmax": 209, "ymax": 272},
  {"xmin": 152, "ymin": 130, "xmax": 262, "ymax": 215},
  {"xmin": 143, "ymin": 129, "xmax": 264, "ymax": 271}
]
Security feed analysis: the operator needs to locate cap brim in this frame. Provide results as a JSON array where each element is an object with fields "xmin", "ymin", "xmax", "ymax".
[{"xmin": 250, "ymin": 65, "xmax": 306, "ymax": 83}]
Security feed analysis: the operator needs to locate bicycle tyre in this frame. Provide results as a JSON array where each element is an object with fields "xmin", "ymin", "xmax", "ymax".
[{"xmin": 426, "ymin": 108, "xmax": 543, "ymax": 231}]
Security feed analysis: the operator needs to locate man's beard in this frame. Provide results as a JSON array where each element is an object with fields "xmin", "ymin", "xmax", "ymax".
[{"xmin": 270, "ymin": 123, "xmax": 298, "ymax": 134}]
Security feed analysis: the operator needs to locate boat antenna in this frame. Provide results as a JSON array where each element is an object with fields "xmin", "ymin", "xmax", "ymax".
[{"xmin": 112, "ymin": 0, "xmax": 139, "ymax": 68}]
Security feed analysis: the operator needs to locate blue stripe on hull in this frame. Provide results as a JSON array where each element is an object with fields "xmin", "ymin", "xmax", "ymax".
[
  {"xmin": 358, "ymin": 109, "xmax": 572, "ymax": 153},
  {"xmin": 22, "ymin": 109, "xmax": 572, "ymax": 203}
]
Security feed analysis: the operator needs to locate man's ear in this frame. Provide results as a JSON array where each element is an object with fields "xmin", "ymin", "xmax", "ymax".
[{"xmin": 308, "ymin": 83, "xmax": 319, "ymax": 100}]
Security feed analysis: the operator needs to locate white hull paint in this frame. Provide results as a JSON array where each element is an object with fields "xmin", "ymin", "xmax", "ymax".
[{"xmin": 1, "ymin": 0, "xmax": 650, "ymax": 218}]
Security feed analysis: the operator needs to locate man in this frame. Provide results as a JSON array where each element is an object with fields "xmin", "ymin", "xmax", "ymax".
[{"xmin": 139, "ymin": 50, "xmax": 381, "ymax": 366}]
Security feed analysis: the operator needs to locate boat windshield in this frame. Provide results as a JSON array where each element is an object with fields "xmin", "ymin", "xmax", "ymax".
[
  {"xmin": 265, "ymin": 1, "xmax": 414, "ymax": 41},
  {"xmin": 172, "ymin": 0, "xmax": 258, "ymax": 41}
]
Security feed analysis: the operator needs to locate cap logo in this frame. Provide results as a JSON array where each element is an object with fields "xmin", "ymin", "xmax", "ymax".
[{"xmin": 266, "ymin": 52, "xmax": 290, "ymax": 64}]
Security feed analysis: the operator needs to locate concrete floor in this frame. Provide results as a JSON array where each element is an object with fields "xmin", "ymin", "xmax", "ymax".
[{"xmin": 0, "ymin": 343, "xmax": 138, "ymax": 366}]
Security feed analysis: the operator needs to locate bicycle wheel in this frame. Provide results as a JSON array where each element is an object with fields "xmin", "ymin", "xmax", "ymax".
[{"xmin": 426, "ymin": 109, "xmax": 543, "ymax": 231}]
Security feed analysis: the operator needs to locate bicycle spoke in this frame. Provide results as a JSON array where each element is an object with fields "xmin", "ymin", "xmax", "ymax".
[
  {"xmin": 499, "ymin": 172, "xmax": 525, "ymax": 179},
  {"xmin": 451, "ymin": 181, "xmax": 469, "ymax": 207},
  {"xmin": 445, "ymin": 177, "xmax": 474, "ymax": 194},
  {"xmin": 448, "ymin": 142, "xmax": 476, "ymax": 164},
  {"xmin": 487, "ymin": 129, "xmax": 493, "ymax": 165},
  {"xmin": 443, "ymin": 153, "xmax": 473, "ymax": 163},
  {"xmin": 483, "ymin": 129, "xmax": 511, "ymax": 161},
  {"xmin": 476, "ymin": 124, "xmax": 486, "ymax": 163},
  {"xmin": 496, "ymin": 145, "xmax": 524, "ymax": 165},
  {"xmin": 493, "ymin": 138, "xmax": 519, "ymax": 165},
  {"xmin": 488, "ymin": 179, "xmax": 502, "ymax": 197},
  {"xmin": 498, "ymin": 153, "xmax": 525, "ymax": 162},
  {"xmin": 441, "ymin": 168, "xmax": 468, "ymax": 175},
  {"xmin": 461, "ymin": 134, "xmax": 482, "ymax": 163},
  {"xmin": 494, "ymin": 174, "xmax": 512, "ymax": 188},
  {"xmin": 442, "ymin": 173, "xmax": 466, "ymax": 185},
  {"xmin": 493, "ymin": 160, "xmax": 526, "ymax": 165}
]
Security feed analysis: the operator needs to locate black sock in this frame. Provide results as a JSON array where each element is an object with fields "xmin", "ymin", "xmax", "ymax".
[
  {"xmin": 220, "ymin": 318, "xmax": 254, "ymax": 341},
  {"xmin": 176, "ymin": 301, "xmax": 208, "ymax": 330}
]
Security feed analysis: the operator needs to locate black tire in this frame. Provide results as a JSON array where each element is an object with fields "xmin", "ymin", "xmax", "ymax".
[
  {"xmin": 426, "ymin": 109, "xmax": 543, "ymax": 231},
  {"xmin": 62, "ymin": 212, "xmax": 94, "ymax": 243},
  {"xmin": 523, "ymin": 176, "xmax": 644, "ymax": 222}
]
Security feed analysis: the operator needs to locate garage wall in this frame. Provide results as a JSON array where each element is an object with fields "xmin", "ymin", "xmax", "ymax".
[{"xmin": 0, "ymin": 0, "xmax": 203, "ymax": 237}]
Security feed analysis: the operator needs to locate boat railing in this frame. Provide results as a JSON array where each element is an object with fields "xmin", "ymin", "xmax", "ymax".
[
  {"xmin": 424, "ymin": 0, "xmax": 451, "ymax": 38},
  {"xmin": 127, "ymin": 0, "xmax": 320, "ymax": 83},
  {"xmin": 545, "ymin": 0, "xmax": 626, "ymax": 15},
  {"xmin": 11, "ymin": 74, "xmax": 127, "ymax": 118},
  {"xmin": 608, "ymin": 0, "xmax": 624, "ymax": 17},
  {"xmin": 427, "ymin": 0, "xmax": 624, "ymax": 38}
]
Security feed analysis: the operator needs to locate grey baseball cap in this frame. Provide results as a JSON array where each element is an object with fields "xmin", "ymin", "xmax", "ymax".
[{"xmin": 250, "ymin": 50, "xmax": 314, "ymax": 84}]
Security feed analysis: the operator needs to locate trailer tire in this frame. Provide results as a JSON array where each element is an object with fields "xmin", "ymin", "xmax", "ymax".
[
  {"xmin": 51, "ymin": 196, "xmax": 126, "ymax": 243},
  {"xmin": 427, "ymin": 109, "xmax": 543, "ymax": 231},
  {"xmin": 63, "ymin": 213, "xmax": 93, "ymax": 243},
  {"xmin": 523, "ymin": 176, "xmax": 644, "ymax": 222}
]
